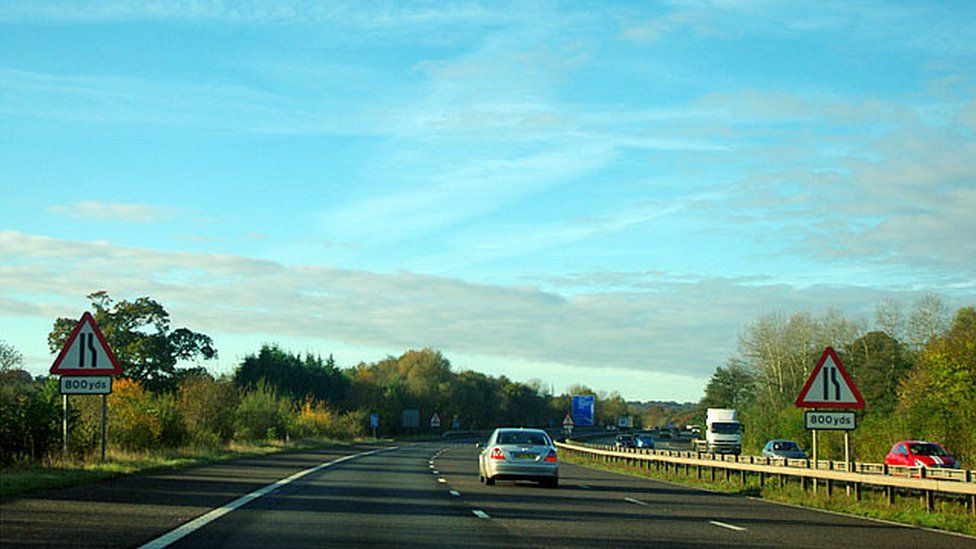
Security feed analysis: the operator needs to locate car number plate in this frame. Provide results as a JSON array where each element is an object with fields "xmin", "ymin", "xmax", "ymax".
[{"xmin": 515, "ymin": 452, "xmax": 536, "ymax": 459}]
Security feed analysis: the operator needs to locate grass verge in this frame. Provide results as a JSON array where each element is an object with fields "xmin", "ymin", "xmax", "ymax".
[
  {"xmin": 563, "ymin": 452, "xmax": 976, "ymax": 537},
  {"xmin": 0, "ymin": 438, "xmax": 353, "ymax": 499}
]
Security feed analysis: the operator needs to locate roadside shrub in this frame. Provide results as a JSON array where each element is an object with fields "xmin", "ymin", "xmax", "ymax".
[
  {"xmin": 109, "ymin": 378, "xmax": 162, "ymax": 451},
  {"xmin": 178, "ymin": 375, "xmax": 238, "ymax": 446},
  {"xmin": 234, "ymin": 381, "xmax": 291, "ymax": 442},
  {"xmin": 0, "ymin": 375, "xmax": 61, "ymax": 465},
  {"xmin": 155, "ymin": 392, "xmax": 187, "ymax": 448},
  {"xmin": 290, "ymin": 398, "xmax": 335, "ymax": 440}
]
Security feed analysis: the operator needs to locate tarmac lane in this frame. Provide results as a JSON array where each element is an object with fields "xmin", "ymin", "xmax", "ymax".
[{"xmin": 0, "ymin": 444, "xmax": 389, "ymax": 548}]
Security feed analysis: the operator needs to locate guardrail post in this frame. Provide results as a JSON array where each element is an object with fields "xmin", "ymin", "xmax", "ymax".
[
  {"xmin": 740, "ymin": 469, "xmax": 747, "ymax": 486},
  {"xmin": 725, "ymin": 467, "xmax": 732, "ymax": 482},
  {"xmin": 696, "ymin": 465, "xmax": 702, "ymax": 479},
  {"xmin": 924, "ymin": 490, "xmax": 934, "ymax": 513},
  {"xmin": 711, "ymin": 466, "xmax": 716, "ymax": 482},
  {"xmin": 886, "ymin": 485, "xmax": 895, "ymax": 505},
  {"xmin": 854, "ymin": 481, "xmax": 862, "ymax": 502}
]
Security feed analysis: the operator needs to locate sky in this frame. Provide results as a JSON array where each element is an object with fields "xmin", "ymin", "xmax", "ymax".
[{"xmin": 1, "ymin": 1, "xmax": 974, "ymax": 402}]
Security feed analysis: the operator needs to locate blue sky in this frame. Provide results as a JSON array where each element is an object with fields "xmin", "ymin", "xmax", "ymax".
[{"xmin": 1, "ymin": 1, "xmax": 974, "ymax": 401}]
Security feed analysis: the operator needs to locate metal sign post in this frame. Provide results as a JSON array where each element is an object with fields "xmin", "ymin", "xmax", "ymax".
[
  {"xmin": 101, "ymin": 394, "xmax": 108, "ymax": 462},
  {"xmin": 62, "ymin": 394, "xmax": 69, "ymax": 461},
  {"xmin": 50, "ymin": 312, "xmax": 122, "ymax": 464}
]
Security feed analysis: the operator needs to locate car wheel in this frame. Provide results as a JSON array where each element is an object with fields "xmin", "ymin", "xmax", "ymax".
[
  {"xmin": 543, "ymin": 478, "xmax": 558, "ymax": 489},
  {"xmin": 485, "ymin": 476, "xmax": 495, "ymax": 486}
]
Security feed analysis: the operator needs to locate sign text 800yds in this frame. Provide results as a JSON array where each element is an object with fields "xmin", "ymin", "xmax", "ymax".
[{"xmin": 804, "ymin": 411, "xmax": 855, "ymax": 430}]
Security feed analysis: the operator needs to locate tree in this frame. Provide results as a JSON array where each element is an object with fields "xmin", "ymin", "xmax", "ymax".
[
  {"xmin": 843, "ymin": 331, "xmax": 912, "ymax": 415},
  {"xmin": 0, "ymin": 340, "xmax": 24, "ymax": 372},
  {"xmin": 47, "ymin": 291, "xmax": 217, "ymax": 392},
  {"xmin": 700, "ymin": 360, "xmax": 755, "ymax": 410},
  {"xmin": 234, "ymin": 344, "xmax": 347, "ymax": 404},
  {"xmin": 896, "ymin": 307, "xmax": 976, "ymax": 464}
]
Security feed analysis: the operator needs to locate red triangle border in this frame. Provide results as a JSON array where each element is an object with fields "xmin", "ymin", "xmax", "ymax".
[
  {"xmin": 794, "ymin": 346, "xmax": 865, "ymax": 409},
  {"xmin": 49, "ymin": 312, "xmax": 122, "ymax": 376}
]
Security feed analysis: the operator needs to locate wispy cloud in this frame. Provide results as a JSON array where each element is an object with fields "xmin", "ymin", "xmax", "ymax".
[
  {"xmin": 48, "ymin": 200, "xmax": 180, "ymax": 223},
  {"xmin": 3, "ymin": 230, "xmax": 968, "ymax": 386}
]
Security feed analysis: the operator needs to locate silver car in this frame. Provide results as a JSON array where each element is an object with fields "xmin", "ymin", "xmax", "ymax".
[{"xmin": 478, "ymin": 428, "xmax": 559, "ymax": 488}]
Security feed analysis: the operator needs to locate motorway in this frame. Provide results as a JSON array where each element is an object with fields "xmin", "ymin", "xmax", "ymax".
[{"xmin": 1, "ymin": 442, "xmax": 971, "ymax": 548}]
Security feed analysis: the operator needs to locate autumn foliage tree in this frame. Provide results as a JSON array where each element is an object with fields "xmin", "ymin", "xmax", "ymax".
[{"xmin": 48, "ymin": 291, "xmax": 217, "ymax": 392}]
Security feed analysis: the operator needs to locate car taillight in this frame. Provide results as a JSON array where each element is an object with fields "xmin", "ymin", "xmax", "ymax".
[
  {"xmin": 545, "ymin": 449, "xmax": 558, "ymax": 462},
  {"xmin": 490, "ymin": 447, "xmax": 505, "ymax": 460}
]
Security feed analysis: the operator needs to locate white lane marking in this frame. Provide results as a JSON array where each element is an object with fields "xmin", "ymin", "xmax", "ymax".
[
  {"xmin": 429, "ymin": 464, "xmax": 435, "ymax": 469},
  {"xmin": 472, "ymin": 510, "xmax": 490, "ymax": 520},
  {"xmin": 578, "ymin": 484, "xmax": 592, "ymax": 490},
  {"xmin": 709, "ymin": 520, "xmax": 746, "ymax": 532},
  {"xmin": 624, "ymin": 497, "xmax": 647, "ymax": 506},
  {"xmin": 139, "ymin": 447, "xmax": 398, "ymax": 549},
  {"xmin": 432, "ymin": 470, "xmax": 439, "ymax": 475},
  {"xmin": 450, "ymin": 490, "xmax": 461, "ymax": 497},
  {"xmin": 437, "ymin": 478, "xmax": 447, "ymax": 483}
]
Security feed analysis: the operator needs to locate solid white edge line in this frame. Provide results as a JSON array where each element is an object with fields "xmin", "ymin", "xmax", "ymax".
[
  {"xmin": 709, "ymin": 520, "xmax": 746, "ymax": 532},
  {"xmin": 472, "ymin": 509, "xmax": 490, "ymax": 519},
  {"xmin": 624, "ymin": 497, "xmax": 647, "ymax": 506},
  {"xmin": 449, "ymin": 490, "xmax": 460, "ymax": 497},
  {"xmin": 139, "ymin": 446, "xmax": 398, "ymax": 549}
]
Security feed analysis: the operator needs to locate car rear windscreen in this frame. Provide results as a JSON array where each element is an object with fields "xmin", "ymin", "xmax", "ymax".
[{"xmin": 498, "ymin": 432, "xmax": 549, "ymax": 445}]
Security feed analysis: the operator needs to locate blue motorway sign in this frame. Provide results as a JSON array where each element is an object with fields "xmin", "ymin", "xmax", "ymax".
[
  {"xmin": 572, "ymin": 395, "xmax": 595, "ymax": 427},
  {"xmin": 370, "ymin": 413, "xmax": 379, "ymax": 429}
]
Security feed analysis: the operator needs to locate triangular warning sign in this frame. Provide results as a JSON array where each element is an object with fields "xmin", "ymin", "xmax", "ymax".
[
  {"xmin": 562, "ymin": 414, "xmax": 574, "ymax": 426},
  {"xmin": 795, "ymin": 347, "xmax": 864, "ymax": 409},
  {"xmin": 430, "ymin": 413, "xmax": 441, "ymax": 427},
  {"xmin": 50, "ymin": 312, "xmax": 122, "ymax": 376}
]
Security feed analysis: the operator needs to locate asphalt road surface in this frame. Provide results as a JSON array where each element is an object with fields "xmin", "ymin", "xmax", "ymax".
[{"xmin": 2, "ymin": 442, "xmax": 971, "ymax": 548}]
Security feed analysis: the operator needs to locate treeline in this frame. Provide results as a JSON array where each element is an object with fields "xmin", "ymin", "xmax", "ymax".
[
  {"xmin": 699, "ymin": 297, "xmax": 976, "ymax": 465},
  {"xmin": 0, "ymin": 292, "xmax": 639, "ymax": 466}
]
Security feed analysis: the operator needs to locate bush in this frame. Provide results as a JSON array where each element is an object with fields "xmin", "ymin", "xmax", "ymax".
[
  {"xmin": 234, "ymin": 381, "xmax": 291, "ymax": 442},
  {"xmin": 0, "ymin": 375, "xmax": 61, "ymax": 465},
  {"xmin": 109, "ymin": 378, "xmax": 162, "ymax": 451},
  {"xmin": 178, "ymin": 376, "xmax": 238, "ymax": 446}
]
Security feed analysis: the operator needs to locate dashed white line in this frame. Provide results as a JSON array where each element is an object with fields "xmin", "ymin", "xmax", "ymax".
[
  {"xmin": 472, "ymin": 510, "xmax": 490, "ymax": 520},
  {"xmin": 432, "ymin": 470, "xmax": 439, "ymax": 475},
  {"xmin": 449, "ymin": 490, "xmax": 461, "ymax": 497},
  {"xmin": 578, "ymin": 484, "xmax": 592, "ymax": 490},
  {"xmin": 709, "ymin": 520, "xmax": 746, "ymax": 532},
  {"xmin": 437, "ymin": 478, "xmax": 447, "ymax": 483},
  {"xmin": 624, "ymin": 497, "xmax": 647, "ymax": 506}
]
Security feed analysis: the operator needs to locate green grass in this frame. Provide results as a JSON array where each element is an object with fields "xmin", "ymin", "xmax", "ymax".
[
  {"xmin": 0, "ymin": 439, "xmax": 353, "ymax": 499},
  {"xmin": 564, "ymin": 453, "xmax": 976, "ymax": 538}
]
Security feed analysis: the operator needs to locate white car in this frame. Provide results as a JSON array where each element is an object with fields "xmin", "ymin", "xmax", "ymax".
[{"xmin": 478, "ymin": 428, "xmax": 559, "ymax": 488}]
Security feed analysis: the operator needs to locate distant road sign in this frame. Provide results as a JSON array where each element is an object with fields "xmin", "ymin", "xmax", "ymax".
[
  {"xmin": 370, "ymin": 413, "xmax": 379, "ymax": 429},
  {"xmin": 50, "ymin": 312, "xmax": 121, "ymax": 376},
  {"xmin": 453, "ymin": 416, "xmax": 461, "ymax": 430},
  {"xmin": 402, "ymin": 409, "xmax": 420, "ymax": 428},
  {"xmin": 795, "ymin": 347, "xmax": 865, "ymax": 409},
  {"xmin": 430, "ymin": 413, "xmax": 441, "ymax": 428},
  {"xmin": 805, "ymin": 411, "xmax": 856, "ymax": 430},
  {"xmin": 572, "ymin": 395, "xmax": 595, "ymax": 427},
  {"xmin": 562, "ymin": 414, "xmax": 574, "ymax": 427},
  {"xmin": 60, "ymin": 376, "xmax": 112, "ymax": 395}
]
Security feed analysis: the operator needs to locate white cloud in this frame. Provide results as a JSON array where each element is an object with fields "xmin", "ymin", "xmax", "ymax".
[
  {"xmin": 47, "ymin": 200, "xmax": 180, "ymax": 223},
  {"xmin": 3, "ymin": 230, "xmax": 967, "ymax": 393}
]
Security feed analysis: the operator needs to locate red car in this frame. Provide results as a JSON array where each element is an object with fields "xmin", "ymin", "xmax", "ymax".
[{"xmin": 884, "ymin": 441, "xmax": 959, "ymax": 469}]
